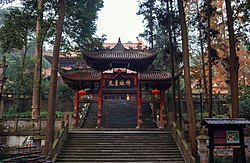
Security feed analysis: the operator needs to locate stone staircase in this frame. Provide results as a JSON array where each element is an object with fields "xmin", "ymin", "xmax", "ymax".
[
  {"xmin": 55, "ymin": 129, "xmax": 185, "ymax": 162},
  {"xmin": 81, "ymin": 103, "xmax": 98, "ymax": 128},
  {"xmin": 82, "ymin": 100, "xmax": 157, "ymax": 128},
  {"xmin": 63, "ymin": 100, "xmax": 185, "ymax": 162}
]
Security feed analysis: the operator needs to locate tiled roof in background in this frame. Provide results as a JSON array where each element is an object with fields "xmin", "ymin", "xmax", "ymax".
[
  {"xmin": 139, "ymin": 72, "xmax": 172, "ymax": 81},
  {"xmin": 59, "ymin": 70, "xmax": 101, "ymax": 81},
  {"xmin": 202, "ymin": 118, "xmax": 250, "ymax": 125}
]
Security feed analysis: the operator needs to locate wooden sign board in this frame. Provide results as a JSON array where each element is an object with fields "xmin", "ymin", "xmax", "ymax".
[{"xmin": 213, "ymin": 130, "xmax": 240, "ymax": 145}]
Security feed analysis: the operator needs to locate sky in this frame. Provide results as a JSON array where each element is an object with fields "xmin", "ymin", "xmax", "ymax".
[
  {"xmin": 96, "ymin": 0, "xmax": 145, "ymax": 43},
  {"xmin": 2, "ymin": 0, "xmax": 145, "ymax": 44}
]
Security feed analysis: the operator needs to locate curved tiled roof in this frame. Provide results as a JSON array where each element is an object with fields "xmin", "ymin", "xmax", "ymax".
[
  {"xmin": 83, "ymin": 51, "xmax": 156, "ymax": 61},
  {"xmin": 60, "ymin": 69, "xmax": 182, "ymax": 82},
  {"xmin": 139, "ymin": 70, "xmax": 182, "ymax": 81},
  {"xmin": 59, "ymin": 69, "xmax": 182, "ymax": 90},
  {"xmin": 139, "ymin": 72, "xmax": 172, "ymax": 81},
  {"xmin": 82, "ymin": 38, "xmax": 157, "ymax": 71},
  {"xmin": 44, "ymin": 55, "xmax": 87, "ymax": 68},
  {"xmin": 59, "ymin": 70, "xmax": 101, "ymax": 81},
  {"xmin": 202, "ymin": 118, "xmax": 250, "ymax": 125}
]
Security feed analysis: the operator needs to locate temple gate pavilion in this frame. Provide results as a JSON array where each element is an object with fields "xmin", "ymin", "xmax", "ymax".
[{"xmin": 45, "ymin": 38, "xmax": 181, "ymax": 129}]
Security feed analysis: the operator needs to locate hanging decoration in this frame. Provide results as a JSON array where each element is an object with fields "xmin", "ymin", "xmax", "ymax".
[
  {"xmin": 152, "ymin": 89, "xmax": 160, "ymax": 95},
  {"xmin": 78, "ymin": 89, "xmax": 87, "ymax": 98}
]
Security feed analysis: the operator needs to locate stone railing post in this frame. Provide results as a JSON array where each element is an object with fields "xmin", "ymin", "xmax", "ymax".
[
  {"xmin": 197, "ymin": 130, "xmax": 209, "ymax": 163},
  {"xmin": 14, "ymin": 118, "xmax": 18, "ymax": 131}
]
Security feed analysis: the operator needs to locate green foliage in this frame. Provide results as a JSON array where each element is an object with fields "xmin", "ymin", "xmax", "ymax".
[
  {"xmin": 62, "ymin": 0, "xmax": 105, "ymax": 51},
  {"xmin": 40, "ymin": 111, "xmax": 48, "ymax": 118},
  {"xmin": 41, "ymin": 77, "xmax": 50, "ymax": 100},
  {"xmin": 235, "ymin": 1, "xmax": 250, "ymax": 50},
  {"xmin": 137, "ymin": 0, "xmax": 183, "ymax": 71},
  {"xmin": 0, "ymin": 52, "xmax": 50, "ymax": 110},
  {"xmin": 194, "ymin": 112, "xmax": 228, "ymax": 120},
  {"xmin": 0, "ymin": 0, "xmax": 105, "ymax": 53},
  {"xmin": 0, "ymin": 7, "xmax": 35, "ymax": 53},
  {"xmin": 0, "ymin": 8, "xmax": 7, "ymax": 26},
  {"xmin": 0, "ymin": 0, "xmax": 15, "ymax": 5},
  {"xmin": 3, "ymin": 52, "xmax": 35, "ymax": 94},
  {"xmin": 239, "ymin": 93, "xmax": 250, "ymax": 120},
  {"xmin": 4, "ymin": 110, "xmax": 31, "ymax": 118},
  {"xmin": 3, "ymin": 110, "xmax": 64, "ymax": 118},
  {"xmin": 137, "ymin": 0, "xmax": 156, "ymax": 48},
  {"xmin": 55, "ymin": 111, "xmax": 64, "ymax": 118},
  {"xmin": 4, "ymin": 109, "xmax": 19, "ymax": 118},
  {"xmin": 56, "ymin": 83, "xmax": 74, "ymax": 103}
]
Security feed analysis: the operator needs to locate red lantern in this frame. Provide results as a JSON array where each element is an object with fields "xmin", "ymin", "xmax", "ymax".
[
  {"xmin": 152, "ymin": 89, "xmax": 160, "ymax": 95},
  {"xmin": 117, "ymin": 69, "xmax": 122, "ymax": 74},
  {"xmin": 78, "ymin": 89, "xmax": 87, "ymax": 98}
]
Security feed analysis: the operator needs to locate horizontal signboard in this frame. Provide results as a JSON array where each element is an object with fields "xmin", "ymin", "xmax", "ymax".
[{"xmin": 105, "ymin": 76, "xmax": 134, "ymax": 89}]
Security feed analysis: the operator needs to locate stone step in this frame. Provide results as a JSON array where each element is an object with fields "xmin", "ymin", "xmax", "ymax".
[
  {"xmin": 69, "ymin": 129, "xmax": 171, "ymax": 133},
  {"xmin": 57, "ymin": 153, "xmax": 183, "ymax": 156},
  {"xmin": 66, "ymin": 136, "xmax": 174, "ymax": 140},
  {"xmin": 55, "ymin": 129, "xmax": 185, "ymax": 162},
  {"xmin": 64, "ymin": 141, "xmax": 176, "ymax": 145},
  {"xmin": 57, "ymin": 157, "xmax": 184, "ymax": 160},
  {"xmin": 56, "ymin": 98, "xmax": 184, "ymax": 162},
  {"xmin": 56, "ymin": 159, "xmax": 185, "ymax": 163},
  {"xmin": 82, "ymin": 100, "xmax": 157, "ymax": 128},
  {"xmin": 59, "ymin": 149, "xmax": 181, "ymax": 153},
  {"xmin": 56, "ymin": 156, "xmax": 183, "ymax": 160},
  {"xmin": 60, "ymin": 146, "xmax": 179, "ymax": 150}
]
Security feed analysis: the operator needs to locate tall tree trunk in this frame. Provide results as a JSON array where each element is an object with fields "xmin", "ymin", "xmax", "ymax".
[
  {"xmin": 177, "ymin": 77, "xmax": 182, "ymax": 129},
  {"xmin": 166, "ymin": 0, "xmax": 176, "ymax": 122},
  {"xmin": 20, "ymin": 40, "xmax": 28, "ymax": 86},
  {"xmin": 149, "ymin": 0, "xmax": 154, "ymax": 49},
  {"xmin": 221, "ymin": 4, "xmax": 231, "ymax": 116},
  {"xmin": 225, "ymin": 0, "xmax": 242, "ymax": 160},
  {"xmin": 44, "ymin": 0, "xmax": 66, "ymax": 155},
  {"xmin": 207, "ymin": 0, "xmax": 213, "ymax": 118},
  {"xmin": 177, "ymin": 0, "xmax": 197, "ymax": 159},
  {"xmin": 196, "ymin": 1, "xmax": 208, "ymax": 113},
  {"xmin": 16, "ymin": 40, "xmax": 29, "ymax": 112},
  {"xmin": 225, "ymin": 0, "xmax": 239, "ymax": 118},
  {"xmin": 32, "ymin": 0, "xmax": 43, "ymax": 119},
  {"xmin": 225, "ymin": 1, "xmax": 240, "ymax": 162}
]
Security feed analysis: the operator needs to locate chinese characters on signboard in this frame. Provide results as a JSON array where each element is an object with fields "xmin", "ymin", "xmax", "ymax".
[
  {"xmin": 106, "ymin": 78, "xmax": 134, "ymax": 88},
  {"xmin": 213, "ymin": 130, "xmax": 240, "ymax": 145},
  {"xmin": 214, "ymin": 130, "xmax": 226, "ymax": 144}
]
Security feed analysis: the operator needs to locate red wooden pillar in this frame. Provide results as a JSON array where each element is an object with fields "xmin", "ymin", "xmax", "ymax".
[
  {"xmin": 73, "ymin": 90, "xmax": 79, "ymax": 128},
  {"xmin": 136, "ymin": 74, "xmax": 142, "ymax": 128},
  {"xmin": 160, "ymin": 90, "xmax": 167, "ymax": 129},
  {"xmin": 97, "ymin": 74, "xmax": 103, "ymax": 128}
]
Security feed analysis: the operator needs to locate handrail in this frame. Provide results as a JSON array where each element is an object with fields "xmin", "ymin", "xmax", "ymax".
[
  {"xmin": 79, "ymin": 103, "xmax": 90, "ymax": 127},
  {"xmin": 170, "ymin": 121, "xmax": 196, "ymax": 163},
  {"xmin": 49, "ymin": 121, "xmax": 69, "ymax": 162}
]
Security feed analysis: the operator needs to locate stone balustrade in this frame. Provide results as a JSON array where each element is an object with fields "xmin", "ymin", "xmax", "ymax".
[{"xmin": 0, "ymin": 118, "xmax": 64, "ymax": 135}]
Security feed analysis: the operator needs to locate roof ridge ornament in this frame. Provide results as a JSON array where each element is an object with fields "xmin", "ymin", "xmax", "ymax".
[{"xmin": 112, "ymin": 37, "xmax": 126, "ymax": 51}]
